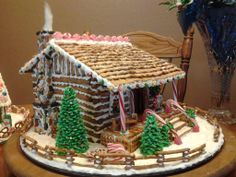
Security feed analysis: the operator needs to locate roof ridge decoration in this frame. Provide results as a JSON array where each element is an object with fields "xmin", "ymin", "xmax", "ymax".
[
  {"xmin": 0, "ymin": 73, "xmax": 11, "ymax": 107},
  {"xmin": 52, "ymin": 32, "xmax": 131, "ymax": 46}
]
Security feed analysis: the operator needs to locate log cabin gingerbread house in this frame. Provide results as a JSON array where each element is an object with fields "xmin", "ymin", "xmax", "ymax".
[{"xmin": 20, "ymin": 31, "xmax": 185, "ymax": 143}]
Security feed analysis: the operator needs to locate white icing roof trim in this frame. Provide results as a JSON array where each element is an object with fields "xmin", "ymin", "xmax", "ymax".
[
  {"xmin": 19, "ymin": 55, "xmax": 41, "ymax": 74},
  {"xmin": 0, "ymin": 73, "xmax": 11, "ymax": 107}
]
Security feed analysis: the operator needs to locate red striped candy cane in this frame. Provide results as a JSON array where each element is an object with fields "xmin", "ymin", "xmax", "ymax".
[
  {"xmin": 118, "ymin": 85, "xmax": 126, "ymax": 132},
  {"xmin": 166, "ymin": 99, "xmax": 185, "ymax": 113},
  {"xmin": 107, "ymin": 143, "xmax": 126, "ymax": 152},
  {"xmin": 107, "ymin": 143, "xmax": 126, "ymax": 161},
  {"xmin": 128, "ymin": 89, "xmax": 135, "ymax": 114},
  {"xmin": 172, "ymin": 80, "xmax": 178, "ymax": 102}
]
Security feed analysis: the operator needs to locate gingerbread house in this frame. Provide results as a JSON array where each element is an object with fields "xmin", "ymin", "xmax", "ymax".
[
  {"xmin": 19, "ymin": 32, "xmax": 185, "ymax": 142},
  {"xmin": 0, "ymin": 74, "xmax": 11, "ymax": 121}
]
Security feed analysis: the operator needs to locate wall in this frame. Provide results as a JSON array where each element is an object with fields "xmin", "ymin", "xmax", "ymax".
[{"xmin": 0, "ymin": 0, "xmax": 235, "ymax": 111}]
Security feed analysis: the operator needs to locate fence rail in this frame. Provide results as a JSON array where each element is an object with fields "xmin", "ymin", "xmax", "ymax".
[
  {"xmin": 195, "ymin": 107, "xmax": 221, "ymax": 142},
  {"xmin": 0, "ymin": 105, "xmax": 31, "ymax": 139},
  {"xmin": 21, "ymin": 133, "xmax": 206, "ymax": 171}
]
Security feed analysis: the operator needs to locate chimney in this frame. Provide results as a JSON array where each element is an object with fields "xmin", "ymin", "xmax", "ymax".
[
  {"xmin": 36, "ymin": 31, "xmax": 54, "ymax": 52},
  {"xmin": 37, "ymin": 2, "xmax": 54, "ymax": 52}
]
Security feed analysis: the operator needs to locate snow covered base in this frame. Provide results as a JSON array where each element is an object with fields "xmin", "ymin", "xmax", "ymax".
[
  {"xmin": 0, "ymin": 112, "xmax": 26, "ymax": 143},
  {"xmin": 20, "ymin": 116, "xmax": 224, "ymax": 176}
]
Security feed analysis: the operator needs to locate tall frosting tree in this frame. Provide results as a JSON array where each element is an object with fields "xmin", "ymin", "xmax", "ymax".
[
  {"xmin": 140, "ymin": 115, "xmax": 171, "ymax": 156},
  {"xmin": 56, "ymin": 87, "xmax": 89, "ymax": 153}
]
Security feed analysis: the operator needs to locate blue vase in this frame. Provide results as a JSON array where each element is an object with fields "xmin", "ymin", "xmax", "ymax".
[{"xmin": 178, "ymin": 1, "xmax": 236, "ymax": 123}]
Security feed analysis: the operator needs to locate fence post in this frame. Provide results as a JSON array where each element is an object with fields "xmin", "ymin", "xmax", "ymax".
[
  {"xmin": 214, "ymin": 125, "xmax": 220, "ymax": 142},
  {"xmin": 31, "ymin": 141, "xmax": 38, "ymax": 153},
  {"xmin": 156, "ymin": 154, "xmax": 165, "ymax": 167},
  {"xmin": 182, "ymin": 149, "xmax": 190, "ymax": 162},
  {"xmin": 201, "ymin": 147, "xmax": 206, "ymax": 154},
  {"xmin": 94, "ymin": 155, "xmax": 103, "ymax": 169},
  {"xmin": 44, "ymin": 146, "xmax": 53, "ymax": 160},
  {"xmin": 65, "ymin": 150, "xmax": 75, "ymax": 167},
  {"xmin": 21, "ymin": 137, "xmax": 27, "ymax": 148},
  {"xmin": 125, "ymin": 155, "xmax": 135, "ymax": 170}
]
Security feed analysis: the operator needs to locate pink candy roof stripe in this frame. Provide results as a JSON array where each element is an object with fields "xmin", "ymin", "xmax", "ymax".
[
  {"xmin": 52, "ymin": 32, "xmax": 130, "ymax": 43},
  {"xmin": 0, "ymin": 73, "xmax": 11, "ymax": 107}
]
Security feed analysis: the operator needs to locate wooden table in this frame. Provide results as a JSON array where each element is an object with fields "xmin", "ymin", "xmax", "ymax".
[{"xmin": 2, "ymin": 105, "xmax": 236, "ymax": 177}]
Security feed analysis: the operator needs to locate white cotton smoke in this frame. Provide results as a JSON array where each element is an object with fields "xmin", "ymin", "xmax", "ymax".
[{"xmin": 43, "ymin": 2, "xmax": 53, "ymax": 31}]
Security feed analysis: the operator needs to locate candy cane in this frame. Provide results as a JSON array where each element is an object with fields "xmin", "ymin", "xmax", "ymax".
[
  {"xmin": 172, "ymin": 80, "xmax": 178, "ymax": 102},
  {"xmin": 143, "ymin": 109, "xmax": 182, "ymax": 145},
  {"xmin": 118, "ymin": 85, "xmax": 126, "ymax": 132},
  {"xmin": 107, "ymin": 143, "xmax": 126, "ymax": 161},
  {"xmin": 166, "ymin": 99, "xmax": 185, "ymax": 113},
  {"xmin": 107, "ymin": 143, "xmax": 126, "ymax": 153},
  {"xmin": 128, "ymin": 89, "xmax": 135, "ymax": 114}
]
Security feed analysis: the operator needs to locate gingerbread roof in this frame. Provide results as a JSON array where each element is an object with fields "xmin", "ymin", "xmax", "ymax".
[
  {"xmin": 20, "ymin": 32, "xmax": 185, "ymax": 91},
  {"xmin": 0, "ymin": 73, "xmax": 11, "ymax": 107}
]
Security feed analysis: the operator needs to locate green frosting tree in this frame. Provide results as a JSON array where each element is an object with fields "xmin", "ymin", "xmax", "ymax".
[
  {"xmin": 140, "ymin": 115, "xmax": 171, "ymax": 156},
  {"xmin": 185, "ymin": 109, "xmax": 197, "ymax": 127},
  {"xmin": 186, "ymin": 109, "xmax": 196, "ymax": 119},
  {"xmin": 56, "ymin": 87, "xmax": 89, "ymax": 153},
  {"xmin": 160, "ymin": 124, "xmax": 172, "ymax": 147}
]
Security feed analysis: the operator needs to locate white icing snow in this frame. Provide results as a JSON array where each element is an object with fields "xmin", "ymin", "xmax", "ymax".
[
  {"xmin": 20, "ymin": 116, "xmax": 224, "ymax": 176},
  {"xmin": 9, "ymin": 112, "xmax": 25, "ymax": 125},
  {"xmin": 0, "ymin": 112, "xmax": 26, "ymax": 143},
  {"xmin": 0, "ymin": 113, "xmax": 25, "ymax": 130}
]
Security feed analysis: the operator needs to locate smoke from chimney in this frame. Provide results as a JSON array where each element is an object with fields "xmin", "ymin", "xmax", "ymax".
[{"xmin": 43, "ymin": 2, "xmax": 53, "ymax": 31}]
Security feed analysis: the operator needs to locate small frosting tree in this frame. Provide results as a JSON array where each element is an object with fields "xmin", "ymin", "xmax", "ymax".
[
  {"xmin": 56, "ymin": 87, "xmax": 89, "ymax": 153},
  {"xmin": 140, "ymin": 115, "xmax": 171, "ymax": 156},
  {"xmin": 160, "ymin": 123, "xmax": 172, "ymax": 147}
]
